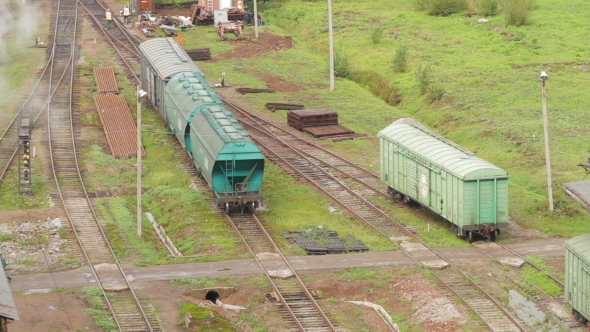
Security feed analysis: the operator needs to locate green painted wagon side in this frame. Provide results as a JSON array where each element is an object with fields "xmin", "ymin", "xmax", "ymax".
[
  {"xmin": 565, "ymin": 233, "xmax": 590, "ymax": 323},
  {"xmin": 164, "ymin": 72, "xmax": 223, "ymax": 151},
  {"xmin": 378, "ymin": 120, "xmax": 509, "ymax": 238},
  {"xmin": 189, "ymin": 108, "xmax": 264, "ymax": 207}
]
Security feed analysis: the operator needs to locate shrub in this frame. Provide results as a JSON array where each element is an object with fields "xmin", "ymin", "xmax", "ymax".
[
  {"xmin": 371, "ymin": 27, "xmax": 384, "ymax": 44},
  {"xmin": 418, "ymin": 0, "xmax": 467, "ymax": 16},
  {"xmin": 503, "ymin": 0, "xmax": 534, "ymax": 26},
  {"xmin": 427, "ymin": 84, "xmax": 446, "ymax": 103},
  {"xmin": 472, "ymin": 0, "xmax": 500, "ymax": 16},
  {"xmin": 415, "ymin": 63, "xmax": 433, "ymax": 95},
  {"xmin": 349, "ymin": 70, "xmax": 401, "ymax": 106},
  {"xmin": 333, "ymin": 48, "xmax": 352, "ymax": 78},
  {"xmin": 392, "ymin": 44, "xmax": 409, "ymax": 73}
]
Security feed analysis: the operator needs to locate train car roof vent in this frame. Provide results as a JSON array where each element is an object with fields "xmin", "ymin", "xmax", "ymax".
[
  {"xmin": 197, "ymin": 90, "xmax": 209, "ymax": 97},
  {"xmin": 178, "ymin": 76, "xmax": 186, "ymax": 82},
  {"xmin": 183, "ymin": 82, "xmax": 191, "ymax": 88},
  {"xmin": 240, "ymin": 131, "xmax": 249, "ymax": 137},
  {"xmin": 224, "ymin": 111, "xmax": 233, "ymax": 116},
  {"xmin": 223, "ymin": 126, "xmax": 238, "ymax": 133},
  {"xmin": 192, "ymin": 95, "xmax": 200, "ymax": 101},
  {"xmin": 187, "ymin": 89, "xmax": 196, "ymax": 95},
  {"xmin": 202, "ymin": 97, "xmax": 214, "ymax": 103},
  {"xmin": 208, "ymin": 107, "xmax": 223, "ymax": 113},
  {"xmin": 187, "ymin": 77, "xmax": 199, "ymax": 84},
  {"xmin": 234, "ymin": 124, "xmax": 243, "ymax": 129},
  {"xmin": 191, "ymin": 84, "xmax": 204, "ymax": 90},
  {"xmin": 230, "ymin": 118, "xmax": 238, "ymax": 123}
]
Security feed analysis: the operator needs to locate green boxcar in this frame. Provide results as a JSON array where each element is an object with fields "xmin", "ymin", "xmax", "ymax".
[
  {"xmin": 565, "ymin": 233, "xmax": 590, "ymax": 325},
  {"xmin": 378, "ymin": 118, "xmax": 509, "ymax": 241}
]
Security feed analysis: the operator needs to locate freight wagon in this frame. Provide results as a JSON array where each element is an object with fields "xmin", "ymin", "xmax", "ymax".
[
  {"xmin": 139, "ymin": 37, "xmax": 264, "ymax": 212},
  {"xmin": 565, "ymin": 233, "xmax": 590, "ymax": 326},
  {"xmin": 378, "ymin": 118, "xmax": 509, "ymax": 242}
]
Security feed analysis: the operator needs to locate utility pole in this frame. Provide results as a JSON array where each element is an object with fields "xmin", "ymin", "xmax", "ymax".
[
  {"xmin": 540, "ymin": 71, "xmax": 553, "ymax": 211},
  {"xmin": 328, "ymin": 0, "xmax": 334, "ymax": 91},
  {"xmin": 137, "ymin": 86, "xmax": 144, "ymax": 237},
  {"xmin": 253, "ymin": 0, "xmax": 259, "ymax": 38}
]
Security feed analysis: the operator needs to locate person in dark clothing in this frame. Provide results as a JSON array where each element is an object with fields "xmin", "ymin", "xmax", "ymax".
[{"xmin": 1, "ymin": 253, "xmax": 11, "ymax": 282}]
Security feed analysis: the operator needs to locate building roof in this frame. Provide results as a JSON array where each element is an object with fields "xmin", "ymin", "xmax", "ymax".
[
  {"xmin": 0, "ymin": 265, "xmax": 19, "ymax": 321},
  {"xmin": 565, "ymin": 233, "xmax": 590, "ymax": 261},
  {"xmin": 139, "ymin": 37, "xmax": 201, "ymax": 79},
  {"xmin": 378, "ymin": 118, "xmax": 508, "ymax": 180}
]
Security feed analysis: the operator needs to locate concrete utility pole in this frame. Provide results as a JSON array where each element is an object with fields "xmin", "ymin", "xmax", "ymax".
[
  {"xmin": 540, "ymin": 71, "xmax": 553, "ymax": 211},
  {"xmin": 137, "ymin": 86, "xmax": 147, "ymax": 236},
  {"xmin": 253, "ymin": 0, "xmax": 259, "ymax": 38},
  {"xmin": 328, "ymin": 0, "xmax": 334, "ymax": 91}
]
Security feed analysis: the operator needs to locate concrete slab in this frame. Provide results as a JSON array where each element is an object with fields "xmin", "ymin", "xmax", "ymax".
[
  {"xmin": 422, "ymin": 260, "xmax": 449, "ymax": 270},
  {"xmin": 499, "ymin": 258, "xmax": 525, "ymax": 268}
]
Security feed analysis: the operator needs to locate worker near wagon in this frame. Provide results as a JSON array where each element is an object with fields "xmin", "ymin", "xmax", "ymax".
[
  {"xmin": 1, "ymin": 253, "xmax": 11, "ymax": 283},
  {"xmin": 105, "ymin": 8, "xmax": 113, "ymax": 29},
  {"xmin": 237, "ymin": 1, "xmax": 244, "ymax": 10},
  {"xmin": 123, "ymin": 5, "xmax": 130, "ymax": 25}
]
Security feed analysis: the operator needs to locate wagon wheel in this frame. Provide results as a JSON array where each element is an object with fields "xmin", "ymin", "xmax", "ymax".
[
  {"xmin": 467, "ymin": 231, "xmax": 473, "ymax": 243},
  {"xmin": 490, "ymin": 229, "xmax": 497, "ymax": 242},
  {"xmin": 225, "ymin": 203, "xmax": 230, "ymax": 214},
  {"xmin": 249, "ymin": 201, "xmax": 256, "ymax": 213}
]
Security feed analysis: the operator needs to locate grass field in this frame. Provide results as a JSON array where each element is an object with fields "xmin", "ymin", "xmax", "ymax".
[{"xmin": 181, "ymin": 0, "xmax": 590, "ymax": 238}]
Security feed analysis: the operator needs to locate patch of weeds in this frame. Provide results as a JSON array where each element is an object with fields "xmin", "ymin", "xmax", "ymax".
[
  {"xmin": 18, "ymin": 256, "xmax": 36, "ymax": 266},
  {"xmin": 61, "ymin": 253, "xmax": 82, "ymax": 268},
  {"xmin": 335, "ymin": 267, "xmax": 378, "ymax": 280},
  {"xmin": 473, "ymin": 0, "xmax": 500, "ymax": 16},
  {"xmin": 316, "ymin": 290, "xmax": 323, "ymax": 298},
  {"xmin": 326, "ymin": 297, "xmax": 338, "ymax": 303},
  {"xmin": 248, "ymin": 277, "xmax": 269, "ymax": 288},
  {"xmin": 50, "ymin": 288, "xmax": 69, "ymax": 294},
  {"xmin": 418, "ymin": 0, "xmax": 467, "ymax": 16},
  {"xmin": 174, "ymin": 277, "xmax": 216, "ymax": 287},
  {"xmin": 0, "ymin": 233, "xmax": 13, "ymax": 242},
  {"xmin": 371, "ymin": 27, "xmax": 384, "ymax": 44},
  {"xmin": 392, "ymin": 44, "xmax": 409, "ymax": 73},
  {"xmin": 334, "ymin": 48, "xmax": 352, "ymax": 78},
  {"xmin": 82, "ymin": 287, "xmax": 116, "ymax": 330},
  {"xmin": 503, "ymin": 0, "xmax": 534, "ymax": 27},
  {"xmin": 416, "ymin": 63, "xmax": 433, "ymax": 94}
]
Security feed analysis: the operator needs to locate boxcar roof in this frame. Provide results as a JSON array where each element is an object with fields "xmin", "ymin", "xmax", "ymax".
[
  {"xmin": 378, "ymin": 121, "xmax": 507, "ymax": 179},
  {"xmin": 139, "ymin": 37, "xmax": 201, "ymax": 79},
  {"xmin": 565, "ymin": 233, "xmax": 590, "ymax": 260}
]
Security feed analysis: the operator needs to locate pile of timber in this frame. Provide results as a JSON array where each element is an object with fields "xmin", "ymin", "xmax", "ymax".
[
  {"xmin": 236, "ymin": 88, "xmax": 275, "ymax": 94},
  {"xmin": 265, "ymin": 103, "xmax": 304, "ymax": 112},
  {"xmin": 288, "ymin": 108, "xmax": 357, "ymax": 139},
  {"xmin": 185, "ymin": 48, "xmax": 211, "ymax": 60},
  {"xmin": 287, "ymin": 109, "xmax": 338, "ymax": 130}
]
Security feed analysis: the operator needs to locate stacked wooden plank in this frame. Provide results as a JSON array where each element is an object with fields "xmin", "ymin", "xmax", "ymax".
[
  {"xmin": 288, "ymin": 108, "xmax": 358, "ymax": 139},
  {"xmin": 185, "ymin": 48, "xmax": 211, "ymax": 60},
  {"xmin": 265, "ymin": 103, "xmax": 304, "ymax": 112},
  {"xmin": 287, "ymin": 109, "xmax": 338, "ymax": 130}
]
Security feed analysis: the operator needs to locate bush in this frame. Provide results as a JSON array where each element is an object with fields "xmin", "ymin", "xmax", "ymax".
[
  {"xmin": 472, "ymin": 0, "xmax": 500, "ymax": 16},
  {"xmin": 503, "ymin": 0, "xmax": 534, "ymax": 26},
  {"xmin": 371, "ymin": 27, "xmax": 384, "ymax": 45},
  {"xmin": 333, "ymin": 48, "xmax": 352, "ymax": 78},
  {"xmin": 415, "ymin": 63, "xmax": 433, "ymax": 95},
  {"xmin": 416, "ymin": 0, "xmax": 467, "ymax": 16},
  {"xmin": 392, "ymin": 44, "xmax": 409, "ymax": 73},
  {"xmin": 349, "ymin": 70, "xmax": 401, "ymax": 106},
  {"xmin": 427, "ymin": 84, "xmax": 446, "ymax": 103}
]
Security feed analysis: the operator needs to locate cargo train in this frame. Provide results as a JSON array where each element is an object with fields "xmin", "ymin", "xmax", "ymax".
[
  {"xmin": 565, "ymin": 233, "xmax": 590, "ymax": 326},
  {"xmin": 138, "ymin": 38, "xmax": 264, "ymax": 213},
  {"xmin": 378, "ymin": 118, "xmax": 509, "ymax": 242}
]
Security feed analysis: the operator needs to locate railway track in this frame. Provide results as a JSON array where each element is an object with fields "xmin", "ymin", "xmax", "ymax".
[
  {"xmin": 222, "ymin": 97, "xmax": 534, "ymax": 331},
  {"xmin": 22, "ymin": 0, "xmax": 163, "ymax": 330},
  {"xmin": 219, "ymin": 96, "xmax": 586, "ymax": 330}
]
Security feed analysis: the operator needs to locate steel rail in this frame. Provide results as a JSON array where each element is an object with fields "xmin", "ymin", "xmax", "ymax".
[
  {"xmin": 225, "ymin": 212, "xmax": 337, "ymax": 331},
  {"xmin": 44, "ymin": 1, "xmax": 157, "ymax": 330},
  {"xmin": 222, "ymin": 97, "xmax": 528, "ymax": 331}
]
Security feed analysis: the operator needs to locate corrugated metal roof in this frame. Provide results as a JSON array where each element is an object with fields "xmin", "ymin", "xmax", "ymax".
[
  {"xmin": 378, "ymin": 120, "xmax": 507, "ymax": 179},
  {"xmin": 0, "ymin": 265, "xmax": 19, "ymax": 321},
  {"xmin": 139, "ymin": 37, "xmax": 201, "ymax": 79},
  {"xmin": 565, "ymin": 233, "xmax": 590, "ymax": 261}
]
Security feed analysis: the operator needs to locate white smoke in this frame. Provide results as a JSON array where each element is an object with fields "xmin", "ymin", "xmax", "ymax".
[{"xmin": 0, "ymin": 0, "xmax": 41, "ymax": 96}]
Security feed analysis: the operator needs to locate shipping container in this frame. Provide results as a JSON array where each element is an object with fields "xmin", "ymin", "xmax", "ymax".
[
  {"xmin": 565, "ymin": 233, "xmax": 590, "ymax": 325},
  {"xmin": 378, "ymin": 118, "xmax": 509, "ymax": 242}
]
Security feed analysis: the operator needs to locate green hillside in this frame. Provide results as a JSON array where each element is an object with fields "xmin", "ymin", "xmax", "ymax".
[{"xmin": 188, "ymin": 0, "xmax": 590, "ymax": 238}]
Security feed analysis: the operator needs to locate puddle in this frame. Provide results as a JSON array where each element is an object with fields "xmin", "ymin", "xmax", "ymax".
[{"xmin": 509, "ymin": 290, "xmax": 559, "ymax": 331}]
